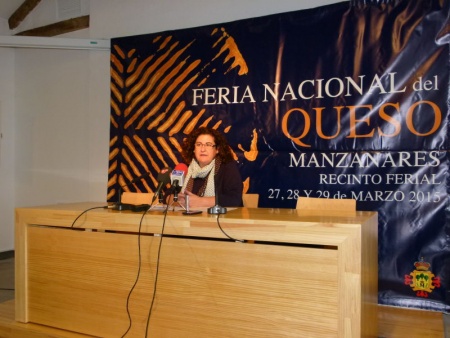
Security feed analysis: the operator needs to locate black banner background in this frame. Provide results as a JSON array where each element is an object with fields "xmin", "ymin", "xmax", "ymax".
[{"xmin": 109, "ymin": 0, "xmax": 450, "ymax": 311}]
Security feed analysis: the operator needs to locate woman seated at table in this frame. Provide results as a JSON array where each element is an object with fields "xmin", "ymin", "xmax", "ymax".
[{"xmin": 178, "ymin": 127, "xmax": 243, "ymax": 208}]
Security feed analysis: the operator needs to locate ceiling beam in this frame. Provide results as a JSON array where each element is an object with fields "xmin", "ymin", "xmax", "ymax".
[
  {"xmin": 8, "ymin": 0, "xmax": 42, "ymax": 30},
  {"xmin": 15, "ymin": 15, "xmax": 90, "ymax": 37}
]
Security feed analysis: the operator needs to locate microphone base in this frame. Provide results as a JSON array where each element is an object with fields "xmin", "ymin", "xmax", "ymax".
[
  {"xmin": 112, "ymin": 203, "xmax": 150, "ymax": 212},
  {"xmin": 207, "ymin": 205, "xmax": 227, "ymax": 215},
  {"xmin": 111, "ymin": 203, "xmax": 133, "ymax": 211}
]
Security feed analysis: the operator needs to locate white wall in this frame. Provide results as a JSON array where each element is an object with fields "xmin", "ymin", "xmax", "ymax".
[
  {"xmin": 0, "ymin": 47, "xmax": 15, "ymax": 252},
  {"xmin": 0, "ymin": 0, "xmax": 339, "ymax": 252},
  {"xmin": 14, "ymin": 48, "xmax": 110, "ymax": 207}
]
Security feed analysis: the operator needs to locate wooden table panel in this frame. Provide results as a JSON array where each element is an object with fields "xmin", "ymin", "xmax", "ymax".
[{"xmin": 15, "ymin": 202, "xmax": 378, "ymax": 337}]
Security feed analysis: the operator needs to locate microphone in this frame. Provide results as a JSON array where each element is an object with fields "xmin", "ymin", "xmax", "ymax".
[
  {"xmin": 170, "ymin": 163, "xmax": 188, "ymax": 201},
  {"xmin": 207, "ymin": 173, "xmax": 227, "ymax": 215},
  {"xmin": 130, "ymin": 171, "xmax": 151, "ymax": 183},
  {"xmin": 152, "ymin": 168, "xmax": 172, "ymax": 204},
  {"xmin": 112, "ymin": 170, "xmax": 153, "ymax": 211}
]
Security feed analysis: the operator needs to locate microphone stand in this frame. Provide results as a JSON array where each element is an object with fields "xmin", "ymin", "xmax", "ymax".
[
  {"xmin": 147, "ymin": 168, "xmax": 172, "ymax": 210},
  {"xmin": 112, "ymin": 171, "xmax": 155, "ymax": 211},
  {"xmin": 169, "ymin": 183, "xmax": 186, "ymax": 211},
  {"xmin": 111, "ymin": 186, "xmax": 134, "ymax": 211}
]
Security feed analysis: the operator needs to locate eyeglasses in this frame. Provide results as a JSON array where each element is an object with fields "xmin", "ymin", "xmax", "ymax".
[{"xmin": 195, "ymin": 142, "xmax": 216, "ymax": 148}]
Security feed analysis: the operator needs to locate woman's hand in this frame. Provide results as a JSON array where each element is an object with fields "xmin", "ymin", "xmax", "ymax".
[{"xmin": 182, "ymin": 190, "xmax": 216, "ymax": 208}]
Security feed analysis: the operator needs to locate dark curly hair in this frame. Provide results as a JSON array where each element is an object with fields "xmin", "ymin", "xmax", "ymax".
[{"xmin": 181, "ymin": 127, "xmax": 234, "ymax": 164}]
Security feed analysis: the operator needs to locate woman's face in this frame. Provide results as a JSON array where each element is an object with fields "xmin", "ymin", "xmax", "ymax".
[{"xmin": 194, "ymin": 134, "xmax": 218, "ymax": 167}]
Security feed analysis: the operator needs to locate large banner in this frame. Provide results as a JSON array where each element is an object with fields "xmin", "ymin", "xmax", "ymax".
[{"xmin": 109, "ymin": 0, "xmax": 450, "ymax": 311}]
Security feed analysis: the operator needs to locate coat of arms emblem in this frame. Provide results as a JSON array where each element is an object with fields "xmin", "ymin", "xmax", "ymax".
[{"xmin": 404, "ymin": 257, "xmax": 440, "ymax": 298}]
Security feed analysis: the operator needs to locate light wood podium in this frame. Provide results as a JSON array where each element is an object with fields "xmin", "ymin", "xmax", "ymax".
[{"xmin": 15, "ymin": 202, "xmax": 378, "ymax": 337}]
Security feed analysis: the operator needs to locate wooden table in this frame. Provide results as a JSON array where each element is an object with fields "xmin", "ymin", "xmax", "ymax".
[{"xmin": 15, "ymin": 202, "xmax": 378, "ymax": 337}]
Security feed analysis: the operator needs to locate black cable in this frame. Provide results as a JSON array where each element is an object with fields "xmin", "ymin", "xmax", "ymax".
[
  {"xmin": 120, "ymin": 201, "xmax": 170, "ymax": 338},
  {"xmin": 70, "ymin": 205, "xmax": 109, "ymax": 228},
  {"xmin": 121, "ymin": 202, "xmax": 241, "ymax": 337},
  {"xmin": 120, "ymin": 203, "xmax": 153, "ymax": 338},
  {"xmin": 0, "ymin": 288, "xmax": 14, "ymax": 291},
  {"xmin": 215, "ymin": 213, "xmax": 245, "ymax": 243},
  {"xmin": 67, "ymin": 203, "xmax": 151, "ymax": 337},
  {"xmin": 145, "ymin": 203, "xmax": 170, "ymax": 338}
]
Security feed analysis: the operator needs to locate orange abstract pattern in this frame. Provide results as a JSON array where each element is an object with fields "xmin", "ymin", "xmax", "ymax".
[{"xmin": 108, "ymin": 28, "xmax": 255, "ymax": 200}]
